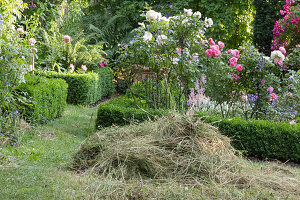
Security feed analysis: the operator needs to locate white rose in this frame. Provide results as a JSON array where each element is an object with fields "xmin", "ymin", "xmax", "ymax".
[
  {"xmin": 157, "ymin": 35, "xmax": 167, "ymax": 45},
  {"xmin": 182, "ymin": 18, "xmax": 189, "ymax": 25},
  {"xmin": 17, "ymin": 28, "xmax": 24, "ymax": 34},
  {"xmin": 161, "ymin": 17, "xmax": 169, "ymax": 23},
  {"xmin": 146, "ymin": 10, "xmax": 162, "ymax": 21},
  {"xmin": 184, "ymin": 8, "xmax": 193, "ymax": 16},
  {"xmin": 193, "ymin": 11, "xmax": 201, "ymax": 19},
  {"xmin": 205, "ymin": 17, "xmax": 213, "ymax": 27},
  {"xmin": 172, "ymin": 58, "xmax": 180, "ymax": 65},
  {"xmin": 138, "ymin": 22, "xmax": 145, "ymax": 28},
  {"xmin": 263, "ymin": 56, "xmax": 270, "ymax": 61},
  {"xmin": 143, "ymin": 31, "xmax": 153, "ymax": 41},
  {"xmin": 192, "ymin": 53, "xmax": 199, "ymax": 60},
  {"xmin": 270, "ymin": 50, "xmax": 285, "ymax": 61}
]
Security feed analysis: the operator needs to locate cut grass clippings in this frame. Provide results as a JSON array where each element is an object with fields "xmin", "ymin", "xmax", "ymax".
[{"xmin": 0, "ymin": 105, "xmax": 299, "ymax": 199}]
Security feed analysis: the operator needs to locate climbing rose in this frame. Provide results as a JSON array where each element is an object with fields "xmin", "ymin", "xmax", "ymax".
[
  {"xmin": 271, "ymin": 93, "xmax": 278, "ymax": 99},
  {"xmin": 29, "ymin": 38, "xmax": 36, "ymax": 46},
  {"xmin": 267, "ymin": 86, "xmax": 274, "ymax": 93},
  {"xmin": 236, "ymin": 64, "xmax": 243, "ymax": 71},
  {"xmin": 208, "ymin": 38, "xmax": 215, "ymax": 45},
  {"xmin": 81, "ymin": 65, "xmax": 88, "ymax": 71},
  {"xmin": 69, "ymin": 64, "xmax": 75, "ymax": 72},
  {"xmin": 218, "ymin": 41, "xmax": 225, "ymax": 48},
  {"xmin": 63, "ymin": 35, "xmax": 71, "ymax": 43}
]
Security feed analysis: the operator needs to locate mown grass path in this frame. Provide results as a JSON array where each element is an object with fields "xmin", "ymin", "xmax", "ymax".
[{"xmin": 0, "ymin": 105, "xmax": 99, "ymax": 199}]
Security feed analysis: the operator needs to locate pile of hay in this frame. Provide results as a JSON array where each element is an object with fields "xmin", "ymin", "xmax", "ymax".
[
  {"xmin": 70, "ymin": 114, "xmax": 300, "ymax": 198},
  {"xmin": 70, "ymin": 114, "xmax": 244, "ymax": 183}
]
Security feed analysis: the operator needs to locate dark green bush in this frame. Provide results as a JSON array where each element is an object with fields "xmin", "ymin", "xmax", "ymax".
[
  {"xmin": 37, "ymin": 68, "xmax": 115, "ymax": 105},
  {"xmin": 96, "ymin": 97, "xmax": 168, "ymax": 129},
  {"xmin": 18, "ymin": 74, "xmax": 68, "ymax": 124},
  {"xmin": 199, "ymin": 113, "xmax": 300, "ymax": 162},
  {"xmin": 253, "ymin": 0, "xmax": 285, "ymax": 55}
]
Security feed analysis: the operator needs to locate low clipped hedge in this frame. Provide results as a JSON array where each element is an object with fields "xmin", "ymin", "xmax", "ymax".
[
  {"xmin": 37, "ymin": 68, "xmax": 115, "ymax": 105},
  {"xmin": 199, "ymin": 114, "xmax": 300, "ymax": 162},
  {"xmin": 18, "ymin": 74, "xmax": 68, "ymax": 124},
  {"xmin": 96, "ymin": 97, "xmax": 169, "ymax": 129}
]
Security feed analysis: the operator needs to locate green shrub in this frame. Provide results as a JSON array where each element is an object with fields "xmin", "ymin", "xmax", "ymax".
[
  {"xmin": 18, "ymin": 74, "xmax": 68, "ymax": 124},
  {"xmin": 199, "ymin": 113, "xmax": 300, "ymax": 162},
  {"xmin": 93, "ymin": 67, "xmax": 115, "ymax": 100},
  {"xmin": 37, "ymin": 69, "xmax": 115, "ymax": 105},
  {"xmin": 96, "ymin": 97, "xmax": 168, "ymax": 129}
]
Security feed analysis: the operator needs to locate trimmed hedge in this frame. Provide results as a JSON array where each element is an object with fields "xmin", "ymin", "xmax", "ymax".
[
  {"xmin": 199, "ymin": 114, "xmax": 300, "ymax": 162},
  {"xmin": 37, "ymin": 68, "xmax": 115, "ymax": 105},
  {"xmin": 96, "ymin": 97, "xmax": 168, "ymax": 129},
  {"xmin": 18, "ymin": 74, "xmax": 68, "ymax": 124}
]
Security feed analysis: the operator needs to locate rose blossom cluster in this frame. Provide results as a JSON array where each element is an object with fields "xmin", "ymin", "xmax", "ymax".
[
  {"xmin": 205, "ymin": 38, "xmax": 224, "ymax": 57},
  {"xmin": 267, "ymin": 86, "xmax": 278, "ymax": 100},
  {"xmin": 270, "ymin": 46, "xmax": 286, "ymax": 68},
  {"xmin": 227, "ymin": 48, "xmax": 243, "ymax": 81},
  {"xmin": 99, "ymin": 56, "xmax": 108, "ymax": 67},
  {"xmin": 271, "ymin": 0, "xmax": 299, "ymax": 50}
]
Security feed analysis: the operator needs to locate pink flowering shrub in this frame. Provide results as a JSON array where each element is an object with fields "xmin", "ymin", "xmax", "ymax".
[{"xmin": 272, "ymin": 0, "xmax": 300, "ymax": 52}]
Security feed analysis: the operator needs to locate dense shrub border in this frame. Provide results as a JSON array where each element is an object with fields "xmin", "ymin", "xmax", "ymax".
[
  {"xmin": 37, "ymin": 68, "xmax": 115, "ymax": 105},
  {"xmin": 198, "ymin": 113, "xmax": 300, "ymax": 162},
  {"xmin": 18, "ymin": 74, "xmax": 68, "ymax": 124},
  {"xmin": 96, "ymin": 97, "xmax": 168, "ymax": 129}
]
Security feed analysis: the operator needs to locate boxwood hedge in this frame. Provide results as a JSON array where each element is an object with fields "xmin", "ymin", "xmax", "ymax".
[
  {"xmin": 96, "ymin": 97, "xmax": 169, "ymax": 129},
  {"xmin": 199, "ymin": 113, "xmax": 300, "ymax": 162},
  {"xmin": 37, "ymin": 68, "xmax": 115, "ymax": 105},
  {"xmin": 18, "ymin": 74, "xmax": 68, "ymax": 124}
]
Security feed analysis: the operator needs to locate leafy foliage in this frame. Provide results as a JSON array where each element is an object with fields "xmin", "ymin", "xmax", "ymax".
[{"xmin": 0, "ymin": 0, "xmax": 31, "ymax": 136}]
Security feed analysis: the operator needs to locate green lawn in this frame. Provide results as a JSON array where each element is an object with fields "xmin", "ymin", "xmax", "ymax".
[{"xmin": 0, "ymin": 105, "xmax": 299, "ymax": 200}]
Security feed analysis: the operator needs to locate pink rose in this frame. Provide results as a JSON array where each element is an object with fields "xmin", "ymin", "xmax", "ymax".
[
  {"xmin": 213, "ymin": 50, "xmax": 221, "ymax": 57},
  {"xmin": 81, "ymin": 65, "xmax": 88, "ymax": 71},
  {"xmin": 271, "ymin": 93, "xmax": 278, "ymax": 99},
  {"xmin": 187, "ymin": 60, "xmax": 192, "ymax": 64},
  {"xmin": 210, "ymin": 45, "xmax": 219, "ymax": 51},
  {"xmin": 176, "ymin": 48, "xmax": 181, "ymax": 53},
  {"xmin": 201, "ymin": 41, "xmax": 206, "ymax": 47},
  {"xmin": 29, "ymin": 38, "xmax": 36, "ymax": 46},
  {"xmin": 99, "ymin": 62, "xmax": 105, "ymax": 67},
  {"xmin": 69, "ymin": 64, "xmax": 75, "ymax": 72},
  {"xmin": 229, "ymin": 57, "xmax": 238, "ymax": 66},
  {"xmin": 236, "ymin": 64, "xmax": 243, "ymax": 71},
  {"xmin": 260, "ymin": 79, "xmax": 265, "ymax": 86},
  {"xmin": 279, "ymin": 46, "xmax": 286, "ymax": 54},
  {"xmin": 232, "ymin": 50, "xmax": 240, "ymax": 59},
  {"xmin": 287, "ymin": 93, "xmax": 294, "ymax": 98},
  {"xmin": 218, "ymin": 41, "xmax": 225, "ymax": 48},
  {"xmin": 228, "ymin": 49, "xmax": 232, "ymax": 54},
  {"xmin": 208, "ymin": 38, "xmax": 215, "ymax": 45},
  {"xmin": 206, "ymin": 49, "xmax": 213, "ymax": 57},
  {"xmin": 232, "ymin": 74, "xmax": 240, "ymax": 82},
  {"xmin": 63, "ymin": 35, "xmax": 71, "ymax": 43},
  {"xmin": 267, "ymin": 86, "xmax": 274, "ymax": 93}
]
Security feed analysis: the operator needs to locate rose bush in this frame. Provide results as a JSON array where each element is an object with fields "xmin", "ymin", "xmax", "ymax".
[
  {"xmin": 118, "ymin": 8, "xmax": 213, "ymax": 110},
  {"xmin": 0, "ymin": 0, "xmax": 32, "ymax": 138}
]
